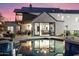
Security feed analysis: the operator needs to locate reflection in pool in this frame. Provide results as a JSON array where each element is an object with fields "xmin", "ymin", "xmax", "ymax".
[
  {"xmin": 19, "ymin": 39, "xmax": 65, "ymax": 56},
  {"xmin": 34, "ymin": 40, "xmax": 54, "ymax": 55}
]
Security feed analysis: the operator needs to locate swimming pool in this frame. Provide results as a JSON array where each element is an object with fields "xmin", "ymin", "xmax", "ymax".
[{"xmin": 16, "ymin": 37, "xmax": 65, "ymax": 56}]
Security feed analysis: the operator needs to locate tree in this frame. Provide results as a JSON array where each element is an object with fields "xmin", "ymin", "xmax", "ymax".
[
  {"xmin": 0, "ymin": 13, "xmax": 5, "ymax": 32},
  {"xmin": 0, "ymin": 13, "xmax": 5, "ymax": 22}
]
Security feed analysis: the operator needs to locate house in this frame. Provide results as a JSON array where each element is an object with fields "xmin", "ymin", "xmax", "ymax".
[
  {"xmin": 14, "ymin": 4, "xmax": 79, "ymax": 36},
  {"xmin": 32, "ymin": 12, "xmax": 64, "ymax": 36},
  {"xmin": 14, "ymin": 5, "xmax": 64, "ymax": 36},
  {"xmin": 13, "ymin": 5, "xmax": 79, "ymax": 56}
]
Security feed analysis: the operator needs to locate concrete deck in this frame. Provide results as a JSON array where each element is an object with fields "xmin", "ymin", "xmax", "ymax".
[
  {"xmin": 65, "ymin": 36, "xmax": 79, "ymax": 45},
  {"xmin": 14, "ymin": 36, "xmax": 65, "ymax": 43}
]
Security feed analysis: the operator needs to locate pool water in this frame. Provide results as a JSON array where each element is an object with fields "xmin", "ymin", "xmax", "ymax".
[{"xmin": 18, "ymin": 39, "xmax": 65, "ymax": 56}]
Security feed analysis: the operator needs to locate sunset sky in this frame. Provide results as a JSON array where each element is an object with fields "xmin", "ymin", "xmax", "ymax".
[{"xmin": 0, "ymin": 3, "xmax": 79, "ymax": 21}]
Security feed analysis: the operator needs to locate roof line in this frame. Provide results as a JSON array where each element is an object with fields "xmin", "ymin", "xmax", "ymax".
[
  {"xmin": 14, "ymin": 7, "xmax": 79, "ymax": 13},
  {"xmin": 46, "ymin": 13, "xmax": 64, "ymax": 22},
  {"xmin": 32, "ymin": 12, "xmax": 64, "ymax": 23},
  {"xmin": 31, "ymin": 13, "xmax": 43, "ymax": 23}
]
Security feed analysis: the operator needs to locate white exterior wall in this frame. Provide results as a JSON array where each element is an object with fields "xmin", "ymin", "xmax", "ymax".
[
  {"xmin": 61, "ymin": 14, "xmax": 79, "ymax": 34},
  {"xmin": 50, "ymin": 13, "xmax": 79, "ymax": 35},
  {"xmin": 49, "ymin": 13, "xmax": 64, "ymax": 35},
  {"xmin": 62, "ymin": 14, "xmax": 79, "ymax": 30},
  {"xmin": 55, "ymin": 22, "xmax": 64, "ymax": 35}
]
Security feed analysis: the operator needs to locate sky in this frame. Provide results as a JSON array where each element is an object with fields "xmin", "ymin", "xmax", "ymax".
[{"xmin": 0, "ymin": 3, "xmax": 79, "ymax": 21}]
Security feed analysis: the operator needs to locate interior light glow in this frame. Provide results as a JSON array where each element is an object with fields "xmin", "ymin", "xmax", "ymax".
[
  {"xmin": 58, "ymin": 14, "xmax": 60, "ymax": 17},
  {"xmin": 75, "ymin": 17, "xmax": 78, "ymax": 22},
  {"xmin": 44, "ymin": 50, "xmax": 47, "ymax": 54},
  {"xmin": 0, "ymin": 22, "xmax": 2, "ymax": 25},
  {"xmin": 61, "ymin": 16, "xmax": 64, "ymax": 20}
]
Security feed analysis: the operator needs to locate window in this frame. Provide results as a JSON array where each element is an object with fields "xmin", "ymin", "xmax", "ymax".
[
  {"xmin": 16, "ymin": 13, "xmax": 22, "ymax": 21},
  {"xmin": 7, "ymin": 26, "xmax": 14, "ymax": 33},
  {"xmin": 42, "ymin": 23, "xmax": 49, "ymax": 30},
  {"xmin": 40, "ymin": 23, "xmax": 49, "ymax": 35}
]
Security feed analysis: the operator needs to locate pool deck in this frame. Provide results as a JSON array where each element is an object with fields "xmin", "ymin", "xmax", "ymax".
[
  {"xmin": 1, "ymin": 36, "xmax": 79, "ymax": 45},
  {"xmin": 14, "ymin": 36, "xmax": 65, "ymax": 43},
  {"xmin": 65, "ymin": 36, "xmax": 79, "ymax": 45}
]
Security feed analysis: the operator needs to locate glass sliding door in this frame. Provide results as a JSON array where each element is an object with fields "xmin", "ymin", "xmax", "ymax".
[{"xmin": 40, "ymin": 23, "xmax": 49, "ymax": 36}]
